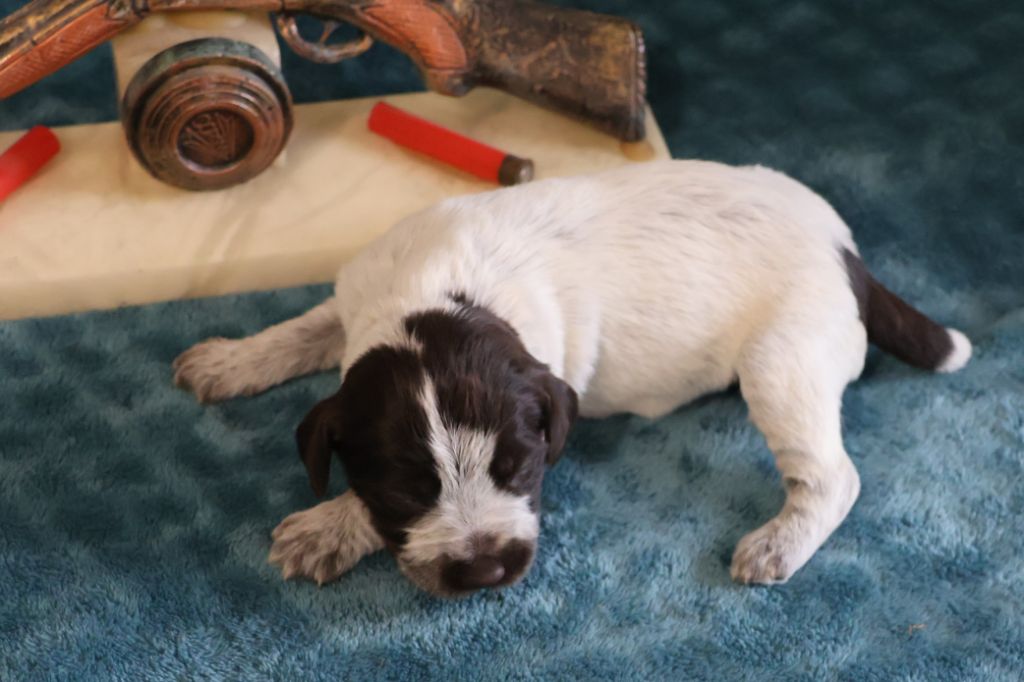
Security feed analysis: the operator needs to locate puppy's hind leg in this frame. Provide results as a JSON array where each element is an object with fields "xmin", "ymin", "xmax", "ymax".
[
  {"xmin": 173, "ymin": 299, "xmax": 344, "ymax": 403},
  {"xmin": 729, "ymin": 323, "xmax": 863, "ymax": 584}
]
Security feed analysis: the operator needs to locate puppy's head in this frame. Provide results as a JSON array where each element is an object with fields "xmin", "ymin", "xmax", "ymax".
[{"xmin": 296, "ymin": 301, "xmax": 577, "ymax": 596}]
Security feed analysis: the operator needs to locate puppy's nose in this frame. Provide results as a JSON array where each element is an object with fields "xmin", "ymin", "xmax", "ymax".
[{"xmin": 445, "ymin": 555, "xmax": 506, "ymax": 591}]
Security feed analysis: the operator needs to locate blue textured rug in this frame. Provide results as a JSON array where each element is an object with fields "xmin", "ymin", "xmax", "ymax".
[{"xmin": 2, "ymin": 0, "xmax": 1023, "ymax": 679}]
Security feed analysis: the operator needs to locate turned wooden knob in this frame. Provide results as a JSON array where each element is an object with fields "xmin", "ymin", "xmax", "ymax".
[{"xmin": 121, "ymin": 38, "xmax": 293, "ymax": 191}]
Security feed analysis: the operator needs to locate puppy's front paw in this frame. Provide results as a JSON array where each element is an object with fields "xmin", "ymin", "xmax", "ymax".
[
  {"xmin": 268, "ymin": 493, "xmax": 384, "ymax": 586},
  {"xmin": 730, "ymin": 518, "xmax": 813, "ymax": 585},
  {"xmin": 172, "ymin": 338, "xmax": 241, "ymax": 403},
  {"xmin": 269, "ymin": 510, "xmax": 350, "ymax": 586}
]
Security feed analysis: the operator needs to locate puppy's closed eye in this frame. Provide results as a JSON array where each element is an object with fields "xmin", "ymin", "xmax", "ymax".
[{"xmin": 491, "ymin": 450, "xmax": 520, "ymax": 484}]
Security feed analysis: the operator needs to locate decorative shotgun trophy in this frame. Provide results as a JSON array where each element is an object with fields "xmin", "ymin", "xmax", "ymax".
[{"xmin": 0, "ymin": 0, "xmax": 648, "ymax": 191}]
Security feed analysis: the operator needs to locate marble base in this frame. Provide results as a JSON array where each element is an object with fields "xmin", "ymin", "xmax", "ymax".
[{"xmin": 0, "ymin": 88, "xmax": 669, "ymax": 321}]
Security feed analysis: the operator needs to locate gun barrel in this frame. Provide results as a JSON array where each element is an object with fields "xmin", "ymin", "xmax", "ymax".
[{"xmin": 0, "ymin": 0, "xmax": 142, "ymax": 99}]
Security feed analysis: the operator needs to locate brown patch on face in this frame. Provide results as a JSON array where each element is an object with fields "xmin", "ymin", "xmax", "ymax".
[
  {"xmin": 296, "ymin": 345, "xmax": 441, "ymax": 547},
  {"xmin": 404, "ymin": 302, "xmax": 578, "ymax": 505}
]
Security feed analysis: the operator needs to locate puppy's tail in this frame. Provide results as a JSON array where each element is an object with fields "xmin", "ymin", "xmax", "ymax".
[{"xmin": 843, "ymin": 248, "xmax": 972, "ymax": 373}]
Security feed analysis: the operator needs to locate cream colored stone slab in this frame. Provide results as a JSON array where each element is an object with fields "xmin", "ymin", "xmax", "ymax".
[{"xmin": 0, "ymin": 89, "xmax": 670, "ymax": 321}]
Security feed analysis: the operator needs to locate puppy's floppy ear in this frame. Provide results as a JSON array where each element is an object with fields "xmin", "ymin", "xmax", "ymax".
[
  {"xmin": 538, "ymin": 372, "xmax": 579, "ymax": 466},
  {"xmin": 296, "ymin": 390, "xmax": 345, "ymax": 498}
]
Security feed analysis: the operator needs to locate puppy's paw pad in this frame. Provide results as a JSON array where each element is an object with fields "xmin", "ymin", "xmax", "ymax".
[
  {"xmin": 268, "ymin": 509, "xmax": 350, "ymax": 586},
  {"xmin": 729, "ymin": 520, "xmax": 806, "ymax": 585},
  {"xmin": 172, "ymin": 338, "xmax": 239, "ymax": 403}
]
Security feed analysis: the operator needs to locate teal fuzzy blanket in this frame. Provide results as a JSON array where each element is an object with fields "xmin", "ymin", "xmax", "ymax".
[{"xmin": 2, "ymin": 0, "xmax": 1022, "ymax": 679}]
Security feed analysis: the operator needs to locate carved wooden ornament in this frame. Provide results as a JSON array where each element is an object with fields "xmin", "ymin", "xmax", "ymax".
[{"xmin": 121, "ymin": 38, "xmax": 293, "ymax": 191}]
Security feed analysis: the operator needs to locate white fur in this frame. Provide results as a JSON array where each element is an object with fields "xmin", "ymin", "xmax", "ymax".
[
  {"xmin": 937, "ymin": 328, "xmax": 973, "ymax": 373},
  {"xmin": 399, "ymin": 378, "xmax": 539, "ymax": 567},
  {"xmin": 173, "ymin": 299, "xmax": 343, "ymax": 402},
  {"xmin": 268, "ymin": 490, "xmax": 384, "ymax": 585},
  {"xmin": 175, "ymin": 159, "xmax": 969, "ymax": 587},
  {"xmin": 321, "ymin": 160, "xmax": 873, "ymax": 582}
]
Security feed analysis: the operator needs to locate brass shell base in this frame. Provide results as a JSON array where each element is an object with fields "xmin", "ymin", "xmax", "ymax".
[{"xmin": 121, "ymin": 38, "xmax": 293, "ymax": 191}]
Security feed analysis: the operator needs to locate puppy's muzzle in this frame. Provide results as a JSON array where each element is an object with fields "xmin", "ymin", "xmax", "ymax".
[
  {"xmin": 402, "ymin": 536, "xmax": 536, "ymax": 596},
  {"xmin": 442, "ymin": 537, "xmax": 535, "ymax": 592}
]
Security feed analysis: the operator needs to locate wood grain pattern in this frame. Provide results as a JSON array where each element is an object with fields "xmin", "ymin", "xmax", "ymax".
[
  {"xmin": 359, "ymin": 0, "xmax": 467, "ymax": 72},
  {"xmin": 0, "ymin": 0, "xmax": 140, "ymax": 98}
]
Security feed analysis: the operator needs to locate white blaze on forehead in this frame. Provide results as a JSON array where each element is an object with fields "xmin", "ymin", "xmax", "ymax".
[{"xmin": 401, "ymin": 377, "xmax": 539, "ymax": 564}]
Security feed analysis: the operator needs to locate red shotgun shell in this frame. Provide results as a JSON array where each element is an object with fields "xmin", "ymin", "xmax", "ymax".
[
  {"xmin": 368, "ymin": 102, "xmax": 533, "ymax": 186},
  {"xmin": 0, "ymin": 125, "xmax": 61, "ymax": 202}
]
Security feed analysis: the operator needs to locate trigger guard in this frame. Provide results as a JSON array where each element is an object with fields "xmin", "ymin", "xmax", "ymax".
[{"xmin": 275, "ymin": 14, "xmax": 374, "ymax": 64}]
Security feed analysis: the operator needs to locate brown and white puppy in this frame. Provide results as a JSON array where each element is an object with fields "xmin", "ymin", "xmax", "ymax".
[
  {"xmin": 173, "ymin": 160, "xmax": 971, "ymax": 596},
  {"xmin": 296, "ymin": 304, "xmax": 574, "ymax": 594}
]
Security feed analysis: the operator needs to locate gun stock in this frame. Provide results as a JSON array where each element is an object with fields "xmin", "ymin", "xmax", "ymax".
[{"xmin": 460, "ymin": 1, "xmax": 647, "ymax": 142}]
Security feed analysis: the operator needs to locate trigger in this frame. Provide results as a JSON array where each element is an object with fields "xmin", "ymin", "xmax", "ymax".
[
  {"xmin": 320, "ymin": 21, "xmax": 341, "ymax": 44},
  {"xmin": 275, "ymin": 14, "xmax": 374, "ymax": 64}
]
